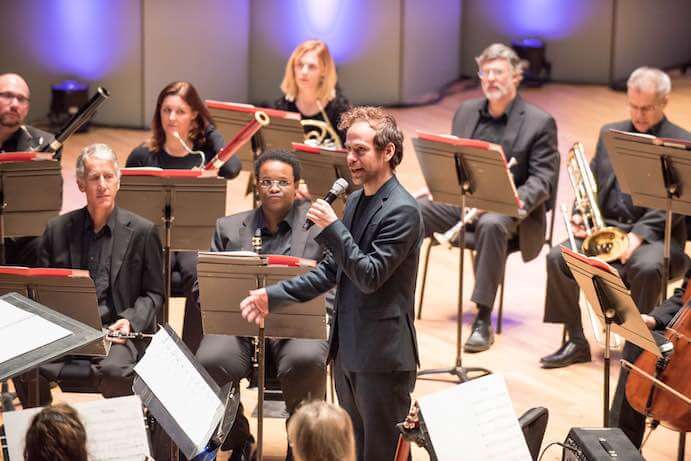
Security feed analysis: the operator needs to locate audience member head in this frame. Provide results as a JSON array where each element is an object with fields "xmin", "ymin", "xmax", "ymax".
[
  {"xmin": 254, "ymin": 149, "xmax": 301, "ymax": 216},
  {"xmin": 0, "ymin": 73, "xmax": 31, "ymax": 132},
  {"xmin": 149, "ymin": 81, "xmax": 214, "ymax": 152},
  {"xmin": 287, "ymin": 401, "xmax": 355, "ymax": 461},
  {"xmin": 475, "ymin": 43, "xmax": 524, "ymax": 104},
  {"xmin": 626, "ymin": 66, "xmax": 670, "ymax": 133},
  {"xmin": 281, "ymin": 39, "xmax": 338, "ymax": 103},
  {"xmin": 24, "ymin": 403, "xmax": 88, "ymax": 461},
  {"xmin": 339, "ymin": 106, "xmax": 404, "ymax": 176},
  {"xmin": 76, "ymin": 143, "xmax": 121, "ymax": 212}
]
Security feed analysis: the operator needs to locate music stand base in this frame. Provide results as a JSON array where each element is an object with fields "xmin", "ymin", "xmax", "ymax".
[{"xmin": 417, "ymin": 365, "xmax": 491, "ymax": 383}]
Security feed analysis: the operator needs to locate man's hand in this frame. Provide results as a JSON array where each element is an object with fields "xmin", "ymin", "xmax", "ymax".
[
  {"xmin": 570, "ymin": 214, "xmax": 587, "ymax": 239},
  {"xmin": 306, "ymin": 199, "xmax": 338, "ymax": 229},
  {"xmin": 619, "ymin": 232, "xmax": 643, "ymax": 263},
  {"xmin": 240, "ymin": 288, "xmax": 269, "ymax": 326},
  {"xmin": 107, "ymin": 318, "xmax": 131, "ymax": 345},
  {"xmin": 641, "ymin": 314, "xmax": 657, "ymax": 330}
]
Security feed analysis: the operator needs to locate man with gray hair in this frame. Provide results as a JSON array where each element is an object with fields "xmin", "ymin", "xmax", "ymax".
[
  {"xmin": 418, "ymin": 43, "xmax": 559, "ymax": 352},
  {"xmin": 541, "ymin": 66, "xmax": 690, "ymax": 368},
  {"xmin": 16, "ymin": 143, "xmax": 164, "ymax": 406}
]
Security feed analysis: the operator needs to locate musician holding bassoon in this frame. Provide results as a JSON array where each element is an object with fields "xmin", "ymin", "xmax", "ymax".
[
  {"xmin": 417, "ymin": 43, "xmax": 559, "ymax": 352},
  {"xmin": 14, "ymin": 143, "xmax": 164, "ymax": 407},
  {"xmin": 541, "ymin": 67, "xmax": 690, "ymax": 369}
]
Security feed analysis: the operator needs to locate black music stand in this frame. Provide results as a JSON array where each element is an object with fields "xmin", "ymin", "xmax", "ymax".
[
  {"xmin": 118, "ymin": 170, "xmax": 227, "ymax": 324},
  {"xmin": 603, "ymin": 130, "xmax": 691, "ymax": 301},
  {"xmin": 0, "ymin": 155, "xmax": 62, "ymax": 264},
  {"xmin": 197, "ymin": 253, "xmax": 326, "ymax": 461},
  {"xmin": 133, "ymin": 325, "xmax": 240, "ymax": 461},
  {"xmin": 413, "ymin": 132, "xmax": 524, "ymax": 382},
  {"xmin": 561, "ymin": 247, "xmax": 664, "ymax": 427}
]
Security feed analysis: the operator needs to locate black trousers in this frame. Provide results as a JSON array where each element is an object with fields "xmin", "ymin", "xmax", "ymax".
[
  {"xmin": 418, "ymin": 197, "xmax": 518, "ymax": 308},
  {"xmin": 15, "ymin": 340, "xmax": 142, "ymax": 407},
  {"xmin": 334, "ymin": 355, "xmax": 416, "ymax": 461},
  {"xmin": 196, "ymin": 334, "xmax": 328, "ymax": 450},
  {"xmin": 610, "ymin": 341, "xmax": 646, "ymax": 447},
  {"xmin": 544, "ymin": 238, "xmax": 687, "ymax": 335}
]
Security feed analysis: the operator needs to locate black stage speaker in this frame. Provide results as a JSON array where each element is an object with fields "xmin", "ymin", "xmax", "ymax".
[{"xmin": 563, "ymin": 427, "xmax": 644, "ymax": 460}]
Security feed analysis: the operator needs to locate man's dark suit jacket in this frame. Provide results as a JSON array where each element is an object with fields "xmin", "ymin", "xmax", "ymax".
[
  {"xmin": 0, "ymin": 124, "xmax": 61, "ymax": 159},
  {"xmin": 452, "ymin": 95, "xmax": 559, "ymax": 261},
  {"xmin": 592, "ymin": 118, "xmax": 690, "ymax": 247},
  {"xmin": 211, "ymin": 201, "xmax": 322, "ymax": 260},
  {"xmin": 267, "ymin": 176, "xmax": 422, "ymax": 373},
  {"xmin": 38, "ymin": 206, "xmax": 164, "ymax": 332}
]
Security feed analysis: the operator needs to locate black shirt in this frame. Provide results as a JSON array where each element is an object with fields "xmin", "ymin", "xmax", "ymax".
[
  {"xmin": 254, "ymin": 205, "xmax": 297, "ymax": 255},
  {"xmin": 273, "ymin": 90, "xmax": 351, "ymax": 145},
  {"xmin": 126, "ymin": 126, "xmax": 241, "ymax": 179},
  {"xmin": 472, "ymin": 99, "xmax": 515, "ymax": 145},
  {"xmin": 81, "ymin": 208, "xmax": 117, "ymax": 325},
  {"xmin": 352, "ymin": 193, "xmax": 375, "ymax": 232}
]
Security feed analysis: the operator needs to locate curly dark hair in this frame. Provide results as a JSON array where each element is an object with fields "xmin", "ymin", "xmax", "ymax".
[
  {"xmin": 338, "ymin": 106, "xmax": 404, "ymax": 170},
  {"xmin": 24, "ymin": 404, "xmax": 88, "ymax": 461},
  {"xmin": 255, "ymin": 149, "xmax": 302, "ymax": 182}
]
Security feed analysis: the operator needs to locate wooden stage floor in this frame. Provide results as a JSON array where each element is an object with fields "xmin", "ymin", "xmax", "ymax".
[{"xmin": 3, "ymin": 72, "xmax": 690, "ymax": 460}]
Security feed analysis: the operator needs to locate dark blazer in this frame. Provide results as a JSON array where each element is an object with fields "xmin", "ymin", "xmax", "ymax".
[
  {"xmin": 0, "ymin": 124, "xmax": 61, "ymax": 160},
  {"xmin": 211, "ymin": 201, "xmax": 322, "ymax": 260},
  {"xmin": 592, "ymin": 118, "xmax": 690, "ymax": 246},
  {"xmin": 267, "ymin": 176, "xmax": 422, "ymax": 373},
  {"xmin": 38, "ymin": 207, "xmax": 164, "ymax": 332},
  {"xmin": 452, "ymin": 95, "xmax": 559, "ymax": 261}
]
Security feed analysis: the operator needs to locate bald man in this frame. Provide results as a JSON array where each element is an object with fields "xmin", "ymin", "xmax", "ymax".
[{"xmin": 0, "ymin": 73, "xmax": 60, "ymax": 266}]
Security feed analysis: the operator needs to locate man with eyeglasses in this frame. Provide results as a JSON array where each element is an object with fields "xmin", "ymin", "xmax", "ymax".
[
  {"xmin": 0, "ymin": 73, "xmax": 61, "ymax": 266},
  {"xmin": 541, "ymin": 66, "xmax": 690, "ymax": 368},
  {"xmin": 192, "ymin": 149, "xmax": 328, "ymax": 461},
  {"xmin": 417, "ymin": 43, "xmax": 559, "ymax": 352}
]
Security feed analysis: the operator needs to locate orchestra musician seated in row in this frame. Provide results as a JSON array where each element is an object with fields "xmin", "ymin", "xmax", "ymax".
[
  {"xmin": 541, "ymin": 67, "xmax": 690, "ymax": 369},
  {"xmin": 126, "ymin": 80, "xmax": 241, "ymax": 351},
  {"xmin": 15, "ymin": 144, "xmax": 164, "ymax": 407},
  {"xmin": 417, "ymin": 43, "xmax": 559, "ymax": 352},
  {"xmin": 274, "ymin": 39, "xmax": 351, "ymax": 148},
  {"xmin": 23, "ymin": 403, "xmax": 89, "ymax": 461},
  {"xmin": 194, "ymin": 150, "xmax": 328, "ymax": 461},
  {"xmin": 287, "ymin": 400, "xmax": 356, "ymax": 461},
  {"xmin": 0, "ymin": 73, "xmax": 61, "ymax": 267},
  {"xmin": 610, "ymin": 265, "xmax": 691, "ymax": 448}
]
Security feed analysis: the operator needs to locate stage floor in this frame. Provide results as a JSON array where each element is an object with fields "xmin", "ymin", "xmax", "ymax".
[{"xmin": 3, "ymin": 73, "xmax": 690, "ymax": 460}]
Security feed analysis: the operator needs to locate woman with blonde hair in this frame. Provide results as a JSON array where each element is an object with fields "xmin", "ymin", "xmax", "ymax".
[
  {"xmin": 274, "ymin": 39, "xmax": 350, "ymax": 146},
  {"xmin": 287, "ymin": 400, "xmax": 356, "ymax": 461}
]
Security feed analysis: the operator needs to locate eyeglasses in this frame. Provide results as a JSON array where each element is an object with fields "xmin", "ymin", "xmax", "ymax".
[
  {"xmin": 477, "ymin": 68, "xmax": 507, "ymax": 79},
  {"xmin": 627, "ymin": 102, "xmax": 659, "ymax": 114},
  {"xmin": 0, "ymin": 91, "xmax": 30, "ymax": 105},
  {"xmin": 258, "ymin": 178, "xmax": 293, "ymax": 189}
]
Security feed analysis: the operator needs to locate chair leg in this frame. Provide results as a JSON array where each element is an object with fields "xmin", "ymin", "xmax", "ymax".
[
  {"xmin": 416, "ymin": 238, "xmax": 433, "ymax": 320},
  {"xmin": 497, "ymin": 272, "xmax": 505, "ymax": 334},
  {"xmin": 328, "ymin": 364, "xmax": 336, "ymax": 403}
]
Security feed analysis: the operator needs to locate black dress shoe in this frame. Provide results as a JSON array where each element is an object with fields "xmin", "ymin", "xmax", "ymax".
[
  {"xmin": 229, "ymin": 437, "xmax": 256, "ymax": 461},
  {"xmin": 540, "ymin": 341, "xmax": 591, "ymax": 369},
  {"xmin": 463, "ymin": 317, "xmax": 494, "ymax": 353}
]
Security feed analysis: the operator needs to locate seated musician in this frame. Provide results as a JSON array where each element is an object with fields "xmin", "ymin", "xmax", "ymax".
[
  {"xmin": 194, "ymin": 149, "xmax": 328, "ymax": 461},
  {"xmin": 417, "ymin": 43, "xmax": 559, "ymax": 352},
  {"xmin": 126, "ymin": 80, "xmax": 241, "ymax": 350},
  {"xmin": 541, "ymin": 67, "xmax": 690, "ymax": 368},
  {"xmin": 0, "ymin": 73, "xmax": 61, "ymax": 266},
  {"xmin": 610, "ymin": 265, "xmax": 690, "ymax": 448},
  {"xmin": 274, "ymin": 39, "xmax": 351, "ymax": 148},
  {"xmin": 16, "ymin": 143, "xmax": 164, "ymax": 406}
]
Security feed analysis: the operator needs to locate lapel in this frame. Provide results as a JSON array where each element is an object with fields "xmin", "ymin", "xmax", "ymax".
[
  {"xmin": 68, "ymin": 209, "xmax": 86, "ymax": 267},
  {"xmin": 110, "ymin": 207, "xmax": 134, "ymax": 285},
  {"xmin": 352, "ymin": 176, "xmax": 397, "ymax": 245},
  {"xmin": 457, "ymin": 100, "xmax": 480, "ymax": 139},
  {"xmin": 289, "ymin": 203, "xmax": 310, "ymax": 257},
  {"xmin": 501, "ymin": 96, "xmax": 526, "ymax": 162},
  {"xmin": 238, "ymin": 210, "xmax": 257, "ymax": 251}
]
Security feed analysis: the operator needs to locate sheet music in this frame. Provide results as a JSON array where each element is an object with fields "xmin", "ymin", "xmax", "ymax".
[
  {"xmin": 3, "ymin": 395, "xmax": 150, "ymax": 461},
  {"xmin": 134, "ymin": 328, "xmax": 224, "ymax": 455},
  {"xmin": 0, "ymin": 298, "xmax": 71, "ymax": 363},
  {"xmin": 418, "ymin": 374, "xmax": 532, "ymax": 461}
]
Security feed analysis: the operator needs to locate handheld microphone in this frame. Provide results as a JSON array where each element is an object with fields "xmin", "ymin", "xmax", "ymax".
[{"xmin": 304, "ymin": 178, "xmax": 349, "ymax": 230}]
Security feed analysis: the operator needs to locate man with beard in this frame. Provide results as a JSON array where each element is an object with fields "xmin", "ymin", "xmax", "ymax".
[
  {"xmin": 417, "ymin": 43, "xmax": 559, "ymax": 352},
  {"xmin": 0, "ymin": 73, "xmax": 60, "ymax": 266}
]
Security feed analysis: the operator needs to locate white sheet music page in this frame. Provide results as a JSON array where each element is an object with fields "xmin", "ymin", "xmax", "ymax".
[
  {"xmin": 0, "ymin": 298, "xmax": 72, "ymax": 364},
  {"xmin": 134, "ymin": 328, "xmax": 224, "ymax": 455},
  {"xmin": 418, "ymin": 374, "xmax": 532, "ymax": 461},
  {"xmin": 4, "ymin": 395, "xmax": 150, "ymax": 461}
]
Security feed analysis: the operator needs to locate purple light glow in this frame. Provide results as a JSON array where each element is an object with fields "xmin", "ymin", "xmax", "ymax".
[{"xmin": 490, "ymin": 0, "xmax": 595, "ymax": 40}]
